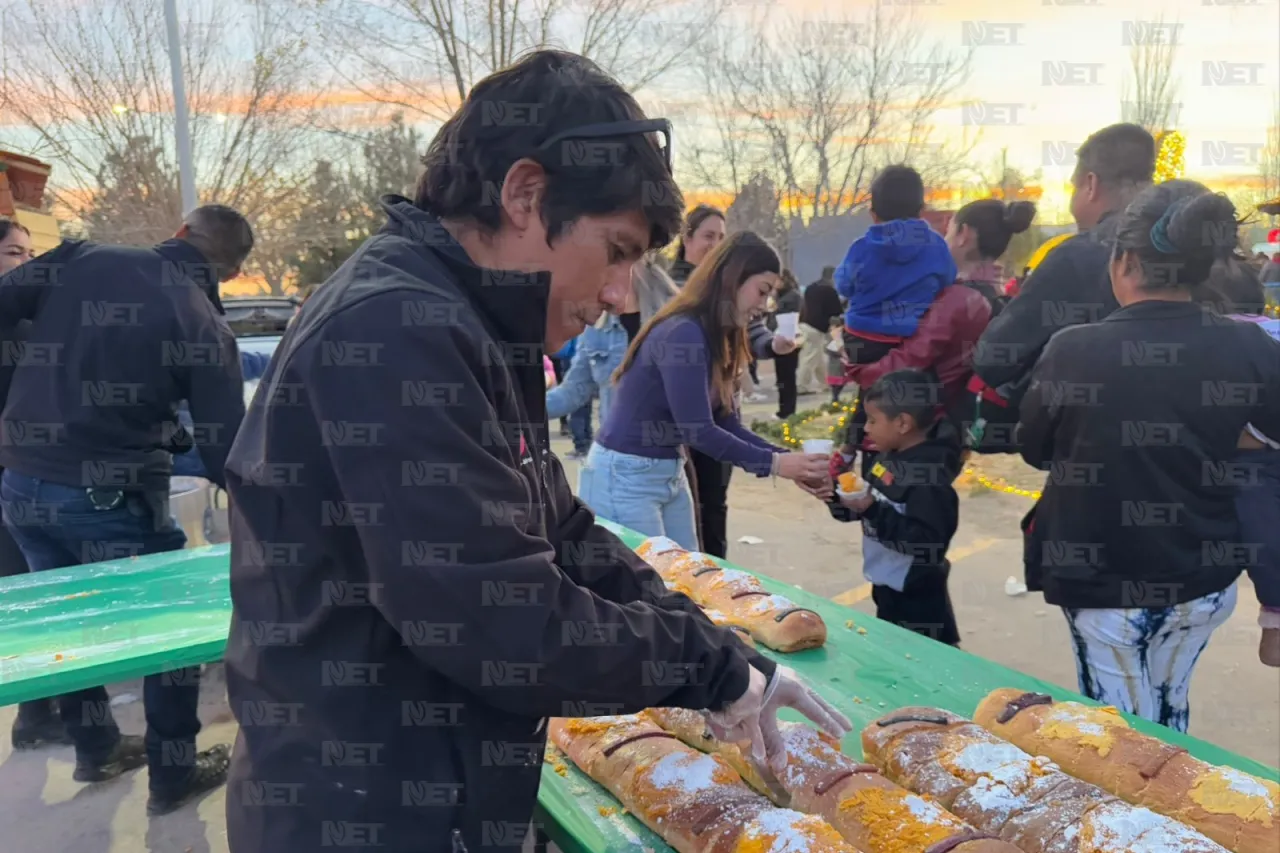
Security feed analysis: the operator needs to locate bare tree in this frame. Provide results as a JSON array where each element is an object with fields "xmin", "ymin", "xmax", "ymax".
[
  {"xmin": 690, "ymin": 5, "xmax": 971, "ymax": 221},
  {"xmin": 1121, "ymin": 16, "xmax": 1181, "ymax": 135},
  {"xmin": 0, "ymin": 0, "xmax": 319, "ymax": 257},
  {"xmin": 304, "ymin": 0, "xmax": 725, "ymax": 124},
  {"xmin": 1261, "ymin": 93, "xmax": 1280, "ymax": 203}
]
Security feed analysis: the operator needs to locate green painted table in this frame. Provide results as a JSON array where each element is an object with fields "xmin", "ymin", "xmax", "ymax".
[{"xmin": 0, "ymin": 525, "xmax": 1274, "ymax": 853}]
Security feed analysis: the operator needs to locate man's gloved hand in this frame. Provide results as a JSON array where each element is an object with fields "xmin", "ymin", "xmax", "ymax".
[{"xmin": 706, "ymin": 665, "xmax": 852, "ymax": 772}]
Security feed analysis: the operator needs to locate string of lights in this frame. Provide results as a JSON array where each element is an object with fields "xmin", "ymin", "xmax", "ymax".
[
  {"xmin": 775, "ymin": 402, "xmax": 1043, "ymax": 499},
  {"xmin": 1154, "ymin": 130, "xmax": 1186, "ymax": 184}
]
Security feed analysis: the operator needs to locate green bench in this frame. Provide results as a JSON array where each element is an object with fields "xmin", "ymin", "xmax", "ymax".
[{"xmin": 1, "ymin": 523, "xmax": 1275, "ymax": 853}]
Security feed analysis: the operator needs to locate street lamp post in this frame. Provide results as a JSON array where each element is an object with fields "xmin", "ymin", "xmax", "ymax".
[{"xmin": 163, "ymin": 0, "xmax": 198, "ymax": 216}]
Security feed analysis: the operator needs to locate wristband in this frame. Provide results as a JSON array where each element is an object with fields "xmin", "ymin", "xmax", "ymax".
[{"xmin": 1260, "ymin": 608, "xmax": 1280, "ymax": 630}]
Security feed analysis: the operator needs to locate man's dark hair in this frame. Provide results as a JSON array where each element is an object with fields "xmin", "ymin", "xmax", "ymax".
[
  {"xmin": 417, "ymin": 49, "xmax": 683, "ymax": 250},
  {"xmin": 870, "ymin": 165, "xmax": 925, "ymax": 221},
  {"xmin": 1071, "ymin": 123, "xmax": 1156, "ymax": 191},
  {"xmin": 863, "ymin": 369, "xmax": 942, "ymax": 429},
  {"xmin": 181, "ymin": 205, "xmax": 254, "ymax": 280}
]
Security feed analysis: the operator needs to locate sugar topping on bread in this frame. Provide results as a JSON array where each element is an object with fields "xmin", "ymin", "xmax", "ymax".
[
  {"xmin": 744, "ymin": 594, "xmax": 797, "ymax": 616},
  {"xmin": 1037, "ymin": 704, "xmax": 1128, "ymax": 758},
  {"xmin": 836, "ymin": 787, "xmax": 965, "ymax": 852},
  {"xmin": 1081, "ymin": 799, "xmax": 1226, "ymax": 852},
  {"xmin": 637, "ymin": 536, "xmax": 683, "ymax": 558},
  {"xmin": 648, "ymin": 751, "xmax": 738, "ymax": 795},
  {"xmin": 736, "ymin": 809, "xmax": 848, "ymax": 853},
  {"xmin": 705, "ymin": 569, "xmax": 762, "ymax": 595},
  {"xmin": 1189, "ymin": 766, "xmax": 1278, "ymax": 824}
]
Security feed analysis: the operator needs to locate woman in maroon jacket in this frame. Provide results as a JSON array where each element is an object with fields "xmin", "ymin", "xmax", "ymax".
[{"xmin": 830, "ymin": 199, "xmax": 1035, "ymax": 473}]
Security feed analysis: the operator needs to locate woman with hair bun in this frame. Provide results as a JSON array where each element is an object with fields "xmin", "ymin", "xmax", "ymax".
[
  {"xmin": 829, "ymin": 198, "xmax": 1030, "ymax": 476},
  {"xmin": 946, "ymin": 198, "xmax": 1036, "ymax": 308},
  {"xmin": 1018, "ymin": 180, "xmax": 1280, "ymax": 731}
]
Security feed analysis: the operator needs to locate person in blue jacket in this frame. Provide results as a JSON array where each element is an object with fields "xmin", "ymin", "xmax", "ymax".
[
  {"xmin": 546, "ymin": 255, "xmax": 678, "ymax": 458},
  {"xmin": 835, "ymin": 164, "xmax": 956, "ymax": 367}
]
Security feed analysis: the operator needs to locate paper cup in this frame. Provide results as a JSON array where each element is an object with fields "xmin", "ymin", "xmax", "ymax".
[
  {"xmin": 837, "ymin": 484, "xmax": 870, "ymax": 501},
  {"xmin": 802, "ymin": 439, "xmax": 834, "ymax": 455}
]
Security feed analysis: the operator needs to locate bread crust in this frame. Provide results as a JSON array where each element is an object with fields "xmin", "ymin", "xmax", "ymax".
[
  {"xmin": 549, "ymin": 714, "xmax": 856, "ymax": 853},
  {"xmin": 974, "ymin": 687, "xmax": 1280, "ymax": 853},
  {"xmin": 638, "ymin": 540, "xmax": 827, "ymax": 652},
  {"xmin": 646, "ymin": 707, "xmax": 1025, "ymax": 853},
  {"xmin": 862, "ymin": 706, "xmax": 1232, "ymax": 853}
]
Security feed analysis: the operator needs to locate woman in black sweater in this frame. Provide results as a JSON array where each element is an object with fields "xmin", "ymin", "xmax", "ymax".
[{"xmin": 1019, "ymin": 181, "xmax": 1280, "ymax": 732}]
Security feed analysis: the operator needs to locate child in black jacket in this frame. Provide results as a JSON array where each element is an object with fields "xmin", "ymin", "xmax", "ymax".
[{"xmin": 828, "ymin": 370, "xmax": 962, "ymax": 645}]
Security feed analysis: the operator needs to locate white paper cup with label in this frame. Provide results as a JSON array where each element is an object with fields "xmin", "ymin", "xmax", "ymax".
[
  {"xmin": 801, "ymin": 439, "xmax": 834, "ymax": 455},
  {"xmin": 775, "ymin": 312, "xmax": 799, "ymax": 340}
]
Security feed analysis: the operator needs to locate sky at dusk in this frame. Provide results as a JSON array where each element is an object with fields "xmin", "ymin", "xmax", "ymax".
[
  {"xmin": 0, "ymin": 0, "xmax": 1274, "ymax": 227},
  {"xmin": 670, "ymin": 0, "xmax": 1278, "ymax": 220}
]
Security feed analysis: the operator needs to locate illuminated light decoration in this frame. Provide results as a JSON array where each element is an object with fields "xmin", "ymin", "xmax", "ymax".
[
  {"xmin": 1153, "ymin": 130, "xmax": 1185, "ymax": 184},
  {"xmin": 764, "ymin": 403, "xmax": 1050, "ymax": 499}
]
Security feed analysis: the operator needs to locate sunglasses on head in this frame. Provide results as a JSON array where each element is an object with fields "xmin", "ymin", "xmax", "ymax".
[{"xmin": 535, "ymin": 118, "xmax": 674, "ymax": 173}]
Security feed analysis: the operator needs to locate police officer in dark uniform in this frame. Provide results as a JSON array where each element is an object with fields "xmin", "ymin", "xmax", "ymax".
[{"xmin": 0, "ymin": 205, "xmax": 251, "ymax": 814}]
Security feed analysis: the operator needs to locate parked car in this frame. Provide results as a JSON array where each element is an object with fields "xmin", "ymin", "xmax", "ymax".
[{"xmin": 171, "ymin": 297, "xmax": 292, "ymax": 547}]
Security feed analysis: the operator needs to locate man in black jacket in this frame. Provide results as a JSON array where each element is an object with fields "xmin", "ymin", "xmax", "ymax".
[
  {"xmin": 966, "ymin": 124, "xmax": 1155, "ymax": 589},
  {"xmin": 0, "ymin": 205, "xmax": 251, "ymax": 811},
  {"xmin": 223, "ymin": 50, "xmax": 848, "ymax": 853},
  {"xmin": 971, "ymin": 123, "xmax": 1156, "ymax": 434}
]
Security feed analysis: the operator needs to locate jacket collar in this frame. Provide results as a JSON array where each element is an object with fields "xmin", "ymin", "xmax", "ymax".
[
  {"xmin": 380, "ymin": 195, "xmax": 550, "ymax": 346},
  {"xmin": 155, "ymin": 239, "xmax": 224, "ymax": 314},
  {"xmin": 1105, "ymin": 299, "xmax": 1204, "ymax": 322}
]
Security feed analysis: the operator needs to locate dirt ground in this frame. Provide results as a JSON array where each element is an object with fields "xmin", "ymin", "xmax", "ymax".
[{"xmin": 0, "ymin": 367, "xmax": 1276, "ymax": 852}]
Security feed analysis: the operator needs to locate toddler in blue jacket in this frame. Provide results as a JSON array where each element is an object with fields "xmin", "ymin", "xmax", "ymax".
[{"xmin": 835, "ymin": 165, "xmax": 957, "ymax": 366}]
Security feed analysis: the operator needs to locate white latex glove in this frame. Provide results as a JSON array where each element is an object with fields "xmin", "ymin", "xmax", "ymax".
[
  {"xmin": 706, "ymin": 665, "xmax": 852, "ymax": 772},
  {"xmin": 758, "ymin": 665, "xmax": 852, "ymax": 771},
  {"xmin": 704, "ymin": 666, "xmax": 770, "ymax": 767}
]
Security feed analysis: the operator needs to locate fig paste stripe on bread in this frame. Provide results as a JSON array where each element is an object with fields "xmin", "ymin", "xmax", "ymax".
[
  {"xmin": 602, "ymin": 730, "xmax": 681, "ymax": 757},
  {"xmin": 924, "ymin": 831, "xmax": 1002, "ymax": 853},
  {"xmin": 774, "ymin": 607, "xmax": 822, "ymax": 623},
  {"xmin": 813, "ymin": 765, "xmax": 880, "ymax": 796},
  {"xmin": 692, "ymin": 565, "xmax": 722, "ymax": 577},
  {"xmin": 877, "ymin": 713, "xmax": 954, "ymax": 727},
  {"xmin": 995, "ymin": 692, "xmax": 1054, "ymax": 724}
]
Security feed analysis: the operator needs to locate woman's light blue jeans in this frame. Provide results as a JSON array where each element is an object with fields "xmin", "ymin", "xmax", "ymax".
[{"xmin": 577, "ymin": 444, "xmax": 699, "ymax": 550}]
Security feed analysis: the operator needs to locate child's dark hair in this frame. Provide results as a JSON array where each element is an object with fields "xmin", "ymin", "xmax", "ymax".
[
  {"xmin": 1112, "ymin": 179, "xmax": 1238, "ymax": 291},
  {"xmin": 952, "ymin": 199, "xmax": 1037, "ymax": 259},
  {"xmin": 417, "ymin": 49, "xmax": 683, "ymax": 250},
  {"xmin": 862, "ymin": 369, "xmax": 942, "ymax": 429},
  {"xmin": 870, "ymin": 165, "xmax": 925, "ymax": 222}
]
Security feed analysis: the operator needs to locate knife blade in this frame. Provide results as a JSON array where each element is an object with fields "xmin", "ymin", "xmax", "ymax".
[
  {"xmin": 747, "ymin": 754, "xmax": 792, "ymax": 808},
  {"xmin": 698, "ymin": 712, "xmax": 792, "ymax": 807}
]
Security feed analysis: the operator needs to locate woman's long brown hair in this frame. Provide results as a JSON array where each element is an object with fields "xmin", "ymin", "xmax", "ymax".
[{"xmin": 614, "ymin": 231, "xmax": 781, "ymax": 413}]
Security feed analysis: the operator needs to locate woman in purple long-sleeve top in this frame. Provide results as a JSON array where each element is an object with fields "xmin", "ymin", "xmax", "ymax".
[{"xmin": 578, "ymin": 231, "xmax": 832, "ymax": 549}]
